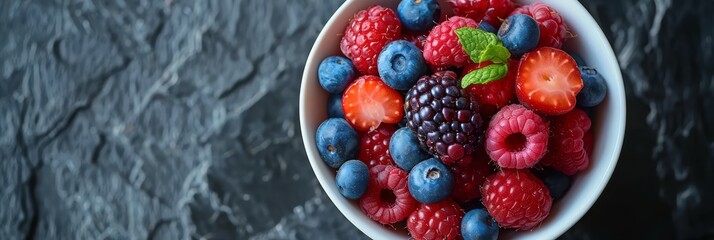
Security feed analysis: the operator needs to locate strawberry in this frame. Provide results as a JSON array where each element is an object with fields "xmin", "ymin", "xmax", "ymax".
[
  {"xmin": 343, "ymin": 76, "xmax": 404, "ymax": 131},
  {"xmin": 464, "ymin": 59, "xmax": 518, "ymax": 114},
  {"xmin": 515, "ymin": 47, "xmax": 583, "ymax": 115}
]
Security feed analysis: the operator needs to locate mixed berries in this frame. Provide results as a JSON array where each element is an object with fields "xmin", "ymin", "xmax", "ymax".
[{"xmin": 315, "ymin": 1, "xmax": 609, "ymax": 238}]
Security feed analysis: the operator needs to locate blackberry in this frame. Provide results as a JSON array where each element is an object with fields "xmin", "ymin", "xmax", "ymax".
[{"xmin": 405, "ymin": 71, "xmax": 483, "ymax": 165}]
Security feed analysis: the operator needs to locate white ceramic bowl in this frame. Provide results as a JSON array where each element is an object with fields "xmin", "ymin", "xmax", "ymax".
[{"xmin": 300, "ymin": 0, "xmax": 626, "ymax": 239}]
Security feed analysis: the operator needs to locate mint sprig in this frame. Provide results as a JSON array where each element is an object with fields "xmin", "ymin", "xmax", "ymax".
[
  {"xmin": 479, "ymin": 44, "xmax": 510, "ymax": 64},
  {"xmin": 461, "ymin": 64, "xmax": 508, "ymax": 87},
  {"xmin": 455, "ymin": 27, "xmax": 511, "ymax": 88}
]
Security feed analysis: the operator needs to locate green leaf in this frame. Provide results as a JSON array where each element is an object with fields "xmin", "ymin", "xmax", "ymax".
[
  {"xmin": 455, "ymin": 27, "xmax": 501, "ymax": 63},
  {"xmin": 478, "ymin": 44, "xmax": 511, "ymax": 64},
  {"xmin": 461, "ymin": 63, "xmax": 509, "ymax": 88}
]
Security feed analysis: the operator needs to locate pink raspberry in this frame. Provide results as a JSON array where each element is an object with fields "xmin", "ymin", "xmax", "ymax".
[
  {"xmin": 541, "ymin": 109, "xmax": 592, "ymax": 175},
  {"xmin": 360, "ymin": 165, "xmax": 417, "ymax": 224},
  {"xmin": 485, "ymin": 104, "xmax": 549, "ymax": 169},
  {"xmin": 423, "ymin": 16, "xmax": 477, "ymax": 68},
  {"xmin": 510, "ymin": 2, "xmax": 569, "ymax": 49}
]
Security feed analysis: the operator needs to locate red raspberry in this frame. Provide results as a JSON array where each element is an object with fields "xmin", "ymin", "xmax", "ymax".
[
  {"xmin": 464, "ymin": 59, "xmax": 518, "ymax": 112},
  {"xmin": 358, "ymin": 124, "xmax": 397, "ymax": 167},
  {"xmin": 449, "ymin": 150, "xmax": 492, "ymax": 203},
  {"xmin": 541, "ymin": 109, "xmax": 592, "ymax": 175},
  {"xmin": 510, "ymin": 2, "xmax": 569, "ymax": 49},
  {"xmin": 584, "ymin": 130, "xmax": 594, "ymax": 156},
  {"xmin": 428, "ymin": 64, "xmax": 453, "ymax": 74},
  {"xmin": 403, "ymin": 31, "xmax": 428, "ymax": 50},
  {"xmin": 423, "ymin": 16, "xmax": 477, "ymax": 68},
  {"xmin": 485, "ymin": 104, "xmax": 548, "ymax": 169},
  {"xmin": 340, "ymin": 5, "xmax": 402, "ymax": 75},
  {"xmin": 481, "ymin": 169, "xmax": 552, "ymax": 230},
  {"xmin": 360, "ymin": 165, "xmax": 417, "ymax": 224},
  {"xmin": 407, "ymin": 199, "xmax": 464, "ymax": 240},
  {"xmin": 447, "ymin": 0, "xmax": 514, "ymax": 26}
]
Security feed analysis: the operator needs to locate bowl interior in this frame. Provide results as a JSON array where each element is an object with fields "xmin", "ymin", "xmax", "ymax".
[{"xmin": 299, "ymin": 0, "xmax": 626, "ymax": 239}]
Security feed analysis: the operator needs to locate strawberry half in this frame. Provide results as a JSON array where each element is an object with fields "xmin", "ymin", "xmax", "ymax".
[
  {"xmin": 342, "ymin": 75, "xmax": 404, "ymax": 131},
  {"xmin": 515, "ymin": 47, "xmax": 583, "ymax": 115}
]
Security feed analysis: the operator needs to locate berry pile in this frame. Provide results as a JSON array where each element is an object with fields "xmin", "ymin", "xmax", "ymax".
[{"xmin": 315, "ymin": 1, "xmax": 608, "ymax": 239}]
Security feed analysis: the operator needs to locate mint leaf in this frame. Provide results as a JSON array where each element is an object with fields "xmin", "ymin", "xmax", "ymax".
[
  {"xmin": 479, "ymin": 44, "xmax": 510, "ymax": 64},
  {"xmin": 455, "ymin": 27, "xmax": 501, "ymax": 63},
  {"xmin": 461, "ymin": 63, "xmax": 509, "ymax": 88}
]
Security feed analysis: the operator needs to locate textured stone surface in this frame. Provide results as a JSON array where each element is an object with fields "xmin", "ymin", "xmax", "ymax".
[{"xmin": 0, "ymin": 0, "xmax": 712, "ymax": 239}]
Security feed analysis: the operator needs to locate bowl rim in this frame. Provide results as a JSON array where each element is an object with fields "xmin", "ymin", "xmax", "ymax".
[{"xmin": 299, "ymin": 0, "xmax": 626, "ymax": 239}]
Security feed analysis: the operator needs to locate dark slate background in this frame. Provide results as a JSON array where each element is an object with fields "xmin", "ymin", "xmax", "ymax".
[{"xmin": 0, "ymin": 0, "xmax": 712, "ymax": 239}]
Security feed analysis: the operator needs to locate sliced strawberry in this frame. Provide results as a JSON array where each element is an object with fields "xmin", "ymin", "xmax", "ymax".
[
  {"xmin": 342, "ymin": 76, "xmax": 404, "ymax": 131},
  {"xmin": 515, "ymin": 47, "xmax": 583, "ymax": 115}
]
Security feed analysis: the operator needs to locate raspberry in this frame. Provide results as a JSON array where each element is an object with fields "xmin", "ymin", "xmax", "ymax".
[
  {"xmin": 360, "ymin": 165, "xmax": 417, "ymax": 224},
  {"xmin": 358, "ymin": 124, "xmax": 397, "ymax": 167},
  {"xmin": 405, "ymin": 71, "xmax": 483, "ymax": 165},
  {"xmin": 584, "ymin": 130, "xmax": 594, "ymax": 157},
  {"xmin": 403, "ymin": 31, "xmax": 428, "ymax": 50},
  {"xmin": 464, "ymin": 60, "xmax": 518, "ymax": 111},
  {"xmin": 340, "ymin": 5, "xmax": 402, "ymax": 75},
  {"xmin": 481, "ymin": 169, "xmax": 552, "ymax": 230},
  {"xmin": 407, "ymin": 199, "xmax": 464, "ymax": 240},
  {"xmin": 447, "ymin": 0, "xmax": 515, "ymax": 26},
  {"xmin": 428, "ymin": 64, "xmax": 453, "ymax": 74},
  {"xmin": 423, "ymin": 17, "xmax": 477, "ymax": 67},
  {"xmin": 541, "ymin": 109, "xmax": 592, "ymax": 175},
  {"xmin": 485, "ymin": 104, "xmax": 548, "ymax": 169},
  {"xmin": 510, "ymin": 2, "xmax": 569, "ymax": 49},
  {"xmin": 449, "ymin": 150, "xmax": 492, "ymax": 203}
]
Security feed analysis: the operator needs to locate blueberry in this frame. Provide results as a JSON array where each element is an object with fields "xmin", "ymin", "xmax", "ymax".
[
  {"xmin": 327, "ymin": 94, "xmax": 344, "ymax": 118},
  {"xmin": 390, "ymin": 128, "xmax": 431, "ymax": 171},
  {"xmin": 577, "ymin": 67, "xmax": 607, "ymax": 107},
  {"xmin": 316, "ymin": 118, "xmax": 359, "ymax": 168},
  {"xmin": 498, "ymin": 14, "xmax": 540, "ymax": 56},
  {"xmin": 408, "ymin": 158, "xmax": 453, "ymax": 203},
  {"xmin": 478, "ymin": 21, "xmax": 497, "ymax": 34},
  {"xmin": 318, "ymin": 56, "xmax": 356, "ymax": 94},
  {"xmin": 568, "ymin": 52, "xmax": 587, "ymax": 67},
  {"xmin": 336, "ymin": 160, "xmax": 370, "ymax": 199},
  {"xmin": 535, "ymin": 167, "xmax": 572, "ymax": 201},
  {"xmin": 378, "ymin": 40, "xmax": 428, "ymax": 91},
  {"xmin": 461, "ymin": 209, "xmax": 499, "ymax": 240},
  {"xmin": 397, "ymin": 0, "xmax": 441, "ymax": 32}
]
